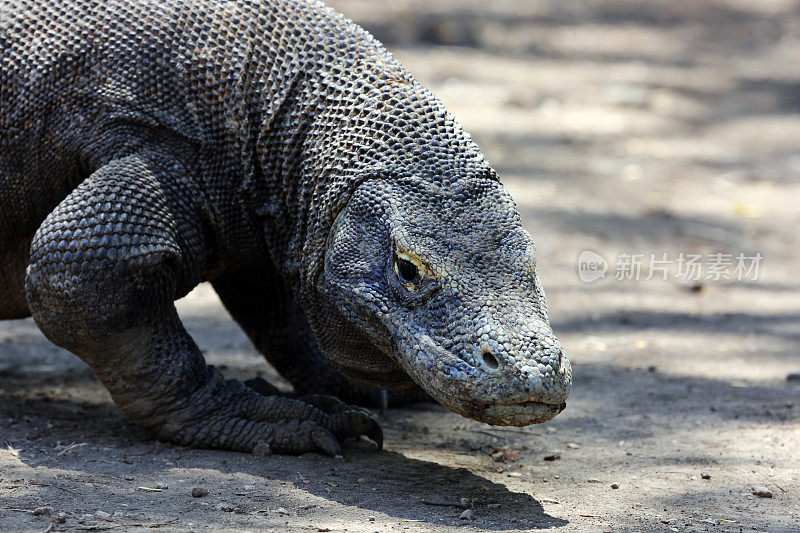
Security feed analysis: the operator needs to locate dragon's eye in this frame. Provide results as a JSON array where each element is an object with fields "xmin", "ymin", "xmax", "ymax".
[{"xmin": 395, "ymin": 256, "xmax": 420, "ymax": 284}]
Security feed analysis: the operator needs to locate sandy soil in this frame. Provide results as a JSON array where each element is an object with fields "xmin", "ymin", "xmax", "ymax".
[{"xmin": 2, "ymin": 0, "xmax": 799, "ymax": 531}]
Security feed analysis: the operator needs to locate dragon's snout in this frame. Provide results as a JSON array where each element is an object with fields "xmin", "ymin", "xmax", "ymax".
[{"xmin": 393, "ymin": 318, "xmax": 573, "ymax": 427}]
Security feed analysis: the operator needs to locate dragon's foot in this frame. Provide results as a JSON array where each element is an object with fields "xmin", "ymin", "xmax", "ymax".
[{"xmin": 146, "ymin": 371, "xmax": 382, "ymax": 456}]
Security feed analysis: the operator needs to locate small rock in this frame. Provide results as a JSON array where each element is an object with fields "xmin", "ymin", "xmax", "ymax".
[
  {"xmin": 587, "ymin": 478, "xmax": 601, "ymax": 483},
  {"xmin": 566, "ymin": 442, "xmax": 580, "ymax": 449},
  {"xmin": 689, "ymin": 281, "xmax": 706, "ymax": 293},
  {"xmin": 253, "ymin": 441, "xmax": 272, "ymax": 457},
  {"xmin": 752, "ymin": 487, "xmax": 773, "ymax": 498},
  {"xmin": 96, "ymin": 511, "xmax": 112, "ymax": 519},
  {"xmin": 242, "ymin": 484, "xmax": 255, "ymax": 491},
  {"xmin": 690, "ymin": 475, "xmax": 698, "ymax": 480},
  {"xmin": 368, "ymin": 515, "xmax": 375, "ymax": 521},
  {"xmin": 493, "ymin": 447, "xmax": 520, "ymax": 462},
  {"xmin": 33, "ymin": 507, "xmax": 53, "ymax": 516},
  {"xmin": 191, "ymin": 487, "xmax": 208, "ymax": 498},
  {"xmin": 52, "ymin": 513, "xmax": 67, "ymax": 524},
  {"xmin": 459, "ymin": 497, "xmax": 471, "ymax": 507},
  {"xmin": 459, "ymin": 509, "xmax": 473, "ymax": 520},
  {"xmin": 276, "ymin": 507, "xmax": 289, "ymax": 515},
  {"xmin": 701, "ymin": 472, "xmax": 711, "ymax": 480},
  {"xmin": 123, "ymin": 475, "xmax": 135, "ymax": 481},
  {"xmin": 217, "ymin": 504, "xmax": 235, "ymax": 512},
  {"xmin": 610, "ymin": 483, "xmax": 619, "ymax": 489},
  {"xmin": 153, "ymin": 482, "xmax": 168, "ymax": 490},
  {"xmin": 543, "ymin": 452, "xmax": 561, "ymax": 461},
  {"xmin": 787, "ymin": 373, "xmax": 800, "ymax": 382},
  {"xmin": 487, "ymin": 503, "xmax": 501, "ymax": 509},
  {"xmin": 507, "ymin": 472, "xmax": 522, "ymax": 478}
]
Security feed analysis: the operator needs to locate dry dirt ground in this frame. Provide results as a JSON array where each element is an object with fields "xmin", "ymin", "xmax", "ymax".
[{"xmin": 2, "ymin": 1, "xmax": 800, "ymax": 531}]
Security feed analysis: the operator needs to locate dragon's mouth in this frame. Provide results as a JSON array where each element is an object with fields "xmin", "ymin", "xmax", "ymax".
[{"xmin": 480, "ymin": 400, "xmax": 567, "ymax": 426}]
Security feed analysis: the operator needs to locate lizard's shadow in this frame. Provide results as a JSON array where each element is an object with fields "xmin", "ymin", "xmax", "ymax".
[
  {"xmin": 2, "ymin": 394, "xmax": 566, "ymax": 530},
  {"xmin": 266, "ymin": 447, "xmax": 569, "ymax": 530}
]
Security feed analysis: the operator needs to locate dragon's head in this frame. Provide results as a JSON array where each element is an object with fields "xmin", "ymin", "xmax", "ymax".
[{"xmin": 310, "ymin": 173, "xmax": 571, "ymax": 426}]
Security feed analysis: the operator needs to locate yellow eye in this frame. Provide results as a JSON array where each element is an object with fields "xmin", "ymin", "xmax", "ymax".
[
  {"xmin": 396, "ymin": 256, "xmax": 419, "ymax": 283},
  {"xmin": 394, "ymin": 251, "xmax": 428, "ymax": 287}
]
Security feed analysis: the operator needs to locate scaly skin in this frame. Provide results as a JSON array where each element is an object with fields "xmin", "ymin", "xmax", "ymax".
[{"xmin": 0, "ymin": 0, "xmax": 572, "ymax": 455}]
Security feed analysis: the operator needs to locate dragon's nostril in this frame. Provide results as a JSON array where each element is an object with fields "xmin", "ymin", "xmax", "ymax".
[{"xmin": 482, "ymin": 349, "xmax": 499, "ymax": 369}]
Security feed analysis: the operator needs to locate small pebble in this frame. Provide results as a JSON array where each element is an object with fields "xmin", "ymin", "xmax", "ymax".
[
  {"xmin": 368, "ymin": 515, "xmax": 375, "ymax": 521},
  {"xmin": 96, "ymin": 511, "xmax": 112, "ymax": 519},
  {"xmin": 543, "ymin": 453, "xmax": 561, "ymax": 461},
  {"xmin": 459, "ymin": 497, "xmax": 471, "ymax": 507},
  {"xmin": 690, "ymin": 475, "xmax": 698, "ymax": 480},
  {"xmin": 610, "ymin": 483, "xmax": 619, "ymax": 489},
  {"xmin": 752, "ymin": 487, "xmax": 773, "ymax": 498},
  {"xmin": 689, "ymin": 282, "xmax": 705, "ymax": 293},
  {"xmin": 52, "ymin": 513, "xmax": 67, "ymax": 524},
  {"xmin": 192, "ymin": 487, "xmax": 208, "ymax": 498},
  {"xmin": 787, "ymin": 373, "xmax": 800, "ymax": 382},
  {"xmin": 153, "ymin": 482, "xmax": 168, "ymax": 490},
  {"xmin": 587, "ymin": 478, "xmax": 601, "ymax": 483},
  {"xmin": 566, "ymin": 442, "xmax": 580, "ymax": 449},
  {"xmin": 701, "ymin": 472, "xmax": 711, "ymax": 480},
  {"xmin": 507, "ymin": 472, "xmax": 522, "ymax": 478},
  {"xmin": 459, "ymin": 509, "xmax": 473, "ymax": 520},
  {"xmin": 33, "ymin": 507, "xmax": 53, "ymax": 516},
  {"xmin": 217, "ymin": 504, "xmax": 235, "ymax": 512},
  {"xmin": 242, "ymin": 484, "xmax": 255, "ymax": 491}
]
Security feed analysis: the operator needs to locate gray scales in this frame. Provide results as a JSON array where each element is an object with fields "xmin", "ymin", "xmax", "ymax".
[{"xmin": 0, "ymin": 0, "xmax": 572, "ymax": 455}]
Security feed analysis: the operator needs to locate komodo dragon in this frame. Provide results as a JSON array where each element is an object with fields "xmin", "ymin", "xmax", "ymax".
[{"xmin": 0, "ymin": 0, "xmax": 572, "ymax": 455}]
